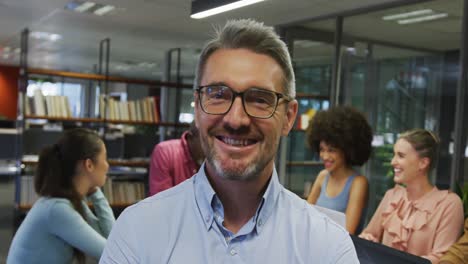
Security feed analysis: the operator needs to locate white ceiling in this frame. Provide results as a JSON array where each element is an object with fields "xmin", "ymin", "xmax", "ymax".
[
  {"xmin": 293, "ymin": 0, "xmax": 464, "ymax": 64},
  {"xmin": 0, "ymin": 0, "xmax": 461, "ymax": 80}
]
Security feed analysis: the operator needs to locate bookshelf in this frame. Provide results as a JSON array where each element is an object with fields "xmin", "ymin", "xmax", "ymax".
[
  {"xmin": 14, "ymin": 68, "xmax": 193, "ymax": 215},
  {"xmin": 283, "ymin": 63, "xmax": 331, "ymax": 197},
  {"xmin": 23, "ymin": 115, "xmax": 190, "ymax": 127}
]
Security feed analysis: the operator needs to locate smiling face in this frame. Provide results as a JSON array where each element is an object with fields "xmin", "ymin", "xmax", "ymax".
[
  {"xmin": 391, "ymin": 138, "xmax": 429, "ymax": 184},
  {"xmin": 319, "ymin": 141, "xmax": 347, "ymax": 173},
  {"xmin": 195, "ymin": 48, "xmax": 297, "ymax": 181}
]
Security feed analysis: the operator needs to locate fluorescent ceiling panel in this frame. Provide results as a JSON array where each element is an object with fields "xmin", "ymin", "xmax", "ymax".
[
  {"xmin": 191, "ymin": 0, "xmax": 265, "ymax": 19},
  {"xmin": 75, "ymin": 1, "xmax": 96, "ymax": 13},
  {"xmin": 94, "ymin": 5, "xmax": 115, "ymax": 16},
  {"xmin": 382, "ymin": 9, "xmax": 434, "ymax": 20},
  {"xmin": 398, "ymin": 13, "xmax": 448, "ymax": 24}
]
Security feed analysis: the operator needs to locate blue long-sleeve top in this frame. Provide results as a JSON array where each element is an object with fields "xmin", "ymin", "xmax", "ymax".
[{"xmin": 7, "ymin": 188, "xmax": 115, "ymax": 264}]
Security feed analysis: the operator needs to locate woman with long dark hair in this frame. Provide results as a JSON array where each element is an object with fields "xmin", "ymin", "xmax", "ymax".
[{"xmin": 7, "ymin": 128, "xmax": 115, "ymax": 263}]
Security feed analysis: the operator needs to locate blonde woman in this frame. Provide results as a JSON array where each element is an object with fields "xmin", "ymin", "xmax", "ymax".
[{"xmin": 360, "ymin": 129, "xmax": 464, "ymax": 263}]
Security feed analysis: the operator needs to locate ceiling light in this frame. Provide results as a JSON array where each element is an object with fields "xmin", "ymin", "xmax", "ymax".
[
  {"xmin": 75, "ymin": 1, "xmax": 96, "ymax": 12},
  {"xmin": 3, "ymin": 46, "xmax": 11, "ymax": 52},
  {"xmin": 382, "ymin": 9, "xmax": 434, "ymax": 20},
  {"xmin": 49, "ymin": 34, "xmax": 62, "ymax": 41},
  {"xmin": 14, "ymin": 48, "xmax": 20, "ymax": 54},
  {"xmin": 94, "ymin": 5, "xmax": 115, "ymax": 16},
  {"xmin": 398, "ymin": 13, "xmax": 448, "ymax": 24},
  {"xmin": 295, "ymin": 40, "xmax": 322, "ymax": 48},
  {"xmin": 191, "ymin": 0, "xmax": 265, "ymax": 19},
  {"xmin": 66, "ymin": 1, "xmax": 120, "ymax": 16},
  {"xmin": 30, "ymin": 31, "xmax": 62, "ymax": 41}
]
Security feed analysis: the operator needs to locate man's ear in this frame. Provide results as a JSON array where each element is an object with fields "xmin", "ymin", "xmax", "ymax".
[
  {"xmin": 194, "ymin": 91, "xmax": 200, "ymax": 130},
  {"xmin": 282, "ymin": 100, "xmax": 298, "ymax": 136}
]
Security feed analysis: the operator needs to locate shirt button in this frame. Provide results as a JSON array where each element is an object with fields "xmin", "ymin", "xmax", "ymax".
[
  {"xmin": 230, "ymin": 249, "xmax": 237, "ymax": 256},
  {"xmin": 258, "ymin": 219, "xmax": 263, "ymax": 227}
]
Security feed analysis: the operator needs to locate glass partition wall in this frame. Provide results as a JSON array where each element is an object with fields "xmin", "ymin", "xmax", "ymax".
[
  {"xmin": 280, "ymin": 0, "xmax": 467, "ymax": 222},
  {"xmin": 280, "ymin": 20, "xmax": 335, "ymax": 197}
]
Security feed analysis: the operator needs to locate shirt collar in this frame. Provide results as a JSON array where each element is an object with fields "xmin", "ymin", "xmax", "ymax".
[
  {"xmin": 193, "ymin": 163, "xmax": 281, "ymax": 234},
  {"xmin": 255, "ymin": 167, "xmax": 280, "ymax": 234},
  {"xmin": 194, "ymin": 163, "xmax": 217, "ymax": 230}
]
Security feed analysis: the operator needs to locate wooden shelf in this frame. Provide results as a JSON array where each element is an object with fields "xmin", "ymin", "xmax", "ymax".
[
  {"xmin": 22, "ymin": 160, "xmax": 38, "ymax": 166},
  {"xmin": 295, "ymin": 93, "xmax": 329, "ymax": 100},
  {"xmin": 22, "ymin": 160, "xmax": 149, "ymax": 167},
  {"xmin": 25, "ymin": 115, "xmax": 102, "ymax": 123},
  {"xmin": 106, "ymin": 120, "xmax": 190, "ymax": 127},
  {"xmin": 27, "ymin": 68, "xmax": 193, "ymax": 89},
  {"xmin": 287, "ymin": 161, "xmax": 323, "ymax": 166},
  {"xmin": 108, "ymin": 160, "xmax": 149, "ymax": 167},
  {"xmin": 24, "ymin": 115, "xmax": 190, "ymax": 127}
]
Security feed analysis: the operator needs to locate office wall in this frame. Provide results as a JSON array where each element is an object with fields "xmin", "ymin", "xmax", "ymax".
[{"xmin": 0, "ymin": 65, "xmax": 19, "ymax": 120}]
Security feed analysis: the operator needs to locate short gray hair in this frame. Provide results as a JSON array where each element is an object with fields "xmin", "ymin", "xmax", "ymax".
[{"xmin": 194, "ymin": 19, "xmax": 296, "ymax": 98}]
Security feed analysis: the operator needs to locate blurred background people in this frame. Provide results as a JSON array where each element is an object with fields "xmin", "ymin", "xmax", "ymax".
[
  {"xmin": 7, "ymin": 128, "xmax": 115, "ymax": 264},
  {"xmin": 359, "ymin": 129, "xmax": 464, "ymax": 263},
  {"xmin": 149, "ymin": 123, "xmax": 204, "ymax": 196},
  {"xmin": 306, "ymin": 106, "xmax": 372, "ymax": 234}
]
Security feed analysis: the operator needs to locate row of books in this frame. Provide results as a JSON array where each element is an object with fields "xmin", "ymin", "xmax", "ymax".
[
  {"xmin": 100, "ymin": 95, "xmax": 160, "ymax": 123},
  {"xmin": 19, "ymin": 176, "xmax": 39, "ymax": 206},
  {"xmin": 101, "ymin": 177, "xmax": 146, "ymax": 204},
  {"xmin": 25, "ymin": 90, "xmax": 72, "ymax": 118},
  {"xmin": 19, "ymin": 175, "xmax": 145, "ymax": 207}
]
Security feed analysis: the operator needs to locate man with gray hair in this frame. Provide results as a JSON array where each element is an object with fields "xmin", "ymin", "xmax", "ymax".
[{"xmin": 100, "ymin": 19, "xmax": 359, "ymax": 263}]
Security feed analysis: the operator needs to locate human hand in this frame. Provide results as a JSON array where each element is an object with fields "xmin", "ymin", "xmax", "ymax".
[
  {"xmin": 358, "ymin": 232, "xmax": 378, "ymax": 243},
  {"xmin": 87, "ymin": 186, "xmax": 98, "ymax": 196}
]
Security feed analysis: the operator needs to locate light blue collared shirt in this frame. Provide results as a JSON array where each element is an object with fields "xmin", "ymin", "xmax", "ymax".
[{"xmin": 100, "ymin": 164, "xmax": 359, "ymax": 263}]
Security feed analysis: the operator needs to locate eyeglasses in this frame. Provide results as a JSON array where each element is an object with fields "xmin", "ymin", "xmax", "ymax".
[{"xmin": 196, "ymin": 85, "xmax": 291, "ymax": 119}]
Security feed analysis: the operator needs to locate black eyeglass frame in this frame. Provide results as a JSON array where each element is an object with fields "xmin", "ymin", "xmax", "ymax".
[{"xmin": 196, "ymin": 85, "xmax": 292, "ymax": 119}]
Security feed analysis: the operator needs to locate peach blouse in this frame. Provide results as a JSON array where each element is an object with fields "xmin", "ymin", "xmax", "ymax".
[{"xmin": 361, "ymin": 185, "xmax": 464, "ymax": 263}]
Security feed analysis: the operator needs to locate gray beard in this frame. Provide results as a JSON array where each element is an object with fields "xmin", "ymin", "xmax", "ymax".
[{"xmin": 205, "ymin": 148, "xmax": 271, "ymax": 182}]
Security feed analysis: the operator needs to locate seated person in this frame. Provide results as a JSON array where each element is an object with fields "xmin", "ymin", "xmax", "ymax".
[
  {"xmin": 149, "ymin": 123, "xmax": 204, "ymax": 196},
  {"xmin": 7, "ymin": 128, "xmax": 115, "ymax": 264},
  {"xmin": 439, "ymin": 218, "xmax": 468, "ymax": 264},
  {"xmin": 306, "ymin": 106, "xmax": 372, "ymax": 234},
  {"xmin": 359, "ymin": 129, "xmax": 464, "ymax": 263}
]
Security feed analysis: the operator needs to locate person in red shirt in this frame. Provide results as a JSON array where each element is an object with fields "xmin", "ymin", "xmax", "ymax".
[{"xmin": 149, "ymin": 123, "xmax": 204, "ymax": 196}]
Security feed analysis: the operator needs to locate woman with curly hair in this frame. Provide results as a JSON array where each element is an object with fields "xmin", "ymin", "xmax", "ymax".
[
  {"xmin": 360, "ymin": 129, "xmax": 464, "ymax": 263},
  {"xmin": 306, "ymin": 106, "xmax": 372, "ymax": 235}
]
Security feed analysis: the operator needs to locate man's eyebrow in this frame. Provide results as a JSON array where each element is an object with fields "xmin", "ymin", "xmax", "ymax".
[
  {"xmin": 201, "ymin": 82, "xmax": 273, "ymax": 92},
  {"xmin": 201, "ymin": 82, "xmax": 227, "ymax": 86}
]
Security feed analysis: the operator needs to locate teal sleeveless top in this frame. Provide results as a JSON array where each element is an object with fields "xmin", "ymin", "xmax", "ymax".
[{"xmin": 316, "ymin": 173, "xmax": 367, "ymax": 233}]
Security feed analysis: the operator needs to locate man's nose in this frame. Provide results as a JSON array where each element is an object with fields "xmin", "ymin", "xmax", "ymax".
[{"xmin": 222, "ymin": 96, "xmax": 251, "ymax": 130}]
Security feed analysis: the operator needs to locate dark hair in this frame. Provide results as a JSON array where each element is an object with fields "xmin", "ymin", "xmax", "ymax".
[
  {"xmin": 34, "ymin": 127, "xmax": 103, "ymax": 263},
  {"xmin": 399, "ymin": 129, "xmax": 440, "ymax": 170},
  {"xmin": 306, "ymin": 106, "xmax": 373, "ymax": 166}
]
